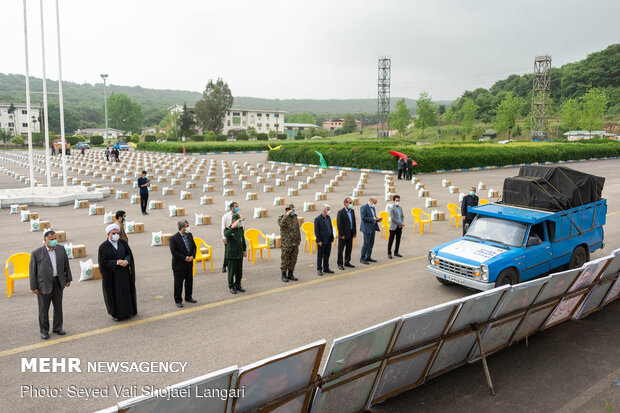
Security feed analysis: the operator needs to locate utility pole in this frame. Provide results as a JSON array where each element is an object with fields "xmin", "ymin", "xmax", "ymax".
[
  {"xmin": 100, "ymin": 74, "xmax": 109, "ymax": 146},
  {"xmin": 437, "ymin": 106, "xmax": 441, "ymax": 142}
]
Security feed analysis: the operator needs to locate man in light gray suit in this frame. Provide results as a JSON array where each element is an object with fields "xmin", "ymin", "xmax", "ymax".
[
  {"xmin": 388, "ymin": 194, "xmax": 405, "ymax": 259},
  {"xmin": 29, "ymin": 230, "xmax": 72, "ymax": 340}
]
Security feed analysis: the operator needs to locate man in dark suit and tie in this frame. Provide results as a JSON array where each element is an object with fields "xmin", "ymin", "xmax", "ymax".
[
  {"xmin": 461, "ymin": 187, "xmax": 479, "ymax": 236},
  {"xmin": 29, "ymin": 230, "xmax": 72, "ymax": 340},
  {"xmin": 314, "ymin": 204, "xmax": 334, "ymax": 276},
  {"xmin": 336, "ymin": 197, "xmax": 357, "ymax": 270},
  {"xmin": 360, "ymin": 196, "xmax": 381, "ymax": 264},
  {"xmin": 169, "ymin": 220, "xmax": 197, "ymax": 308}
]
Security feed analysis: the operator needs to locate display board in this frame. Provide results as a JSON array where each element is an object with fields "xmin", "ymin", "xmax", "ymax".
[
  {"xmin": 311, "ymin": 319, "xmax": 400, "ymax": 413},
  {"xmin": 425, "ymin": 286, "xmax": 510, "ymax": 378},
  {"xmin": 370, "ymin": 299, "xmax": 462, "ymax": 404},
  {"xmin": 575, "ymin": 249, "xmax": 620, "ymax": 318},
  {"xmin": 232, "ymin": 340, "xmax": 325, "ymax": 413},
  {"xmin": 117, "ymin": 365, "xmax": 238, "ymax": 413}
]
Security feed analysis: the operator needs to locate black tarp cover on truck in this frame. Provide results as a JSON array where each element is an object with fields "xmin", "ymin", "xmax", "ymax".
[{"xmin": 502, "ymin": 166, "xmax": 605, "ymax": 211}]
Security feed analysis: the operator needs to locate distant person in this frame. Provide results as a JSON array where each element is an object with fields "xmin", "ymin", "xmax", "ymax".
[
  {"xmin": 314, "ymin": 204, "xmax": 334, "ymax": 276},
  {"xmin": 397, "ymin": 157, "xmax": 405, "ymax": 180},
  {"xmin": 277, "ymin": 204, "xmax": 301, "ymax": 282},
  {"xmin": 105, "ymin": 147, "xmax": 110, "ymax": 162},
  {"xmin": 461, "ymin": 187, "xmax": 479, "ymax": 236},
  {"xmin": 224, "ymin": 213, "xmax": 247, "ymax": 294},
  {"xmin": 98, "ymin": 224, "xmax": 137, "ymax": 321},
  {"xmin": 29, "ymin": 230, "xmax": 72, "ymax": 340},
  {"xmin": 80, "ymin": 146, "xmax": 85, "ymax": 155},
  {"xmin": 169, "ymin": 220, "xmax": 197, "ymax": 307},
  {"xmin": 405, "ymin": 156, "xmax": 413, "ymax": 180},
  {"xmin": 336, "ymin": 197, "xmax": 356, "ymax": 270},
  {"xmin": 221, "ymin": 201, "xmax": 239, "ymax": 273},
  {"xmin": 115, "ymin": 210, "xmax": 128, "ymax": 243},
  {"xmin": 360, "ymin": 197, "xmax": 381, "ymax": 264},
  {"xmin": 51, "ymin": 146, "xmax": 56, "ymax": 156},
  {"xmin": 137, "ymin": 170, "xmax": 150, "ymax": 215},
  {"xmin": 388, "ymin": 195, "xmax": 405, "ymax": 259}
]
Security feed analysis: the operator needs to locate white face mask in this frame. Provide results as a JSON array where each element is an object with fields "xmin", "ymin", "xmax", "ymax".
[
  {"xmin": 185, "ymin": 226, "xmax": 191, "ymax": 233},
  {"xmin": 110, "ymin": 233, "xmax": 120, "ymax": 242},
  {"xmin": 394, "ymin": 201, "xmax": 400, "ymax": 206},
  {"xmin": 326, "ymin": 210, "xmax": 331, "ymax": 216}
]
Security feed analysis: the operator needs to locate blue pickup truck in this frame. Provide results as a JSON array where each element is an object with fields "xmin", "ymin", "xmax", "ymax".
[{"xmin": 427, "ymin": 200, "xmax": 606, "ymax": 290}]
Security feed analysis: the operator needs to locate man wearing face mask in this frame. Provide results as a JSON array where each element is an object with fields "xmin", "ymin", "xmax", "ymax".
[
  {"xmin": 388, "ymin": 195, "xmax": 405, "ymax": 259},
  {"xmin": 221, "ymin": 201, "xmax": 239, "ymax": 273},
  {"xmin": 29, "ymin": 230, "xmax": 72, "ymax": 340},
  {"xmin": 98, "ymin": 224, "xmax": 137, "ymax": 321},
  {"xmin": 461, "ymin": 187, "xmax": 479, "ymax": 236},
  {"xmin": 224, "ymin": 213, "xmax": 247, "ymax": 294},
  {"xmin": 314, "ymin": 204, "xmax": 334, "ymax": 276},
  {"xmin": 115, "ymin": 210, "xmax": 129, "ymax": 243},
  {"xmin": 169, "ymin": 220, "xmax": 197, "ymax": 308},
  {"xmin": 277, "ymin": 204, "xmax": 301, "ymax": 282},
  {"xmin": 360, "ymin": 196, "xmax": 381, "ymax": 264},
  {"xmin": 137, "ymin": 170, "xmax": 150, "ymax": 216},
  {"xmin": 336, "ymin": 197, "xmax": 357, "ymax": 270}
]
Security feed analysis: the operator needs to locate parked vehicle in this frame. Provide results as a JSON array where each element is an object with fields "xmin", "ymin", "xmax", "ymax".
[
  {"xmin": 75, "ymin": 142, "xmax": 90, "ymax": 149},
  {"xmin": 115, "ymin": 142, "xmax": 130, "ymax": 151}
]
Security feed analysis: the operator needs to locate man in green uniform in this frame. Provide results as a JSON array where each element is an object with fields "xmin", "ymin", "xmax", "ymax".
[
  {"xmin": 277, "ymin": 203, "xmax": 301, "ymax": 283},
  {"xmin": 224, "ymin": 213, "xmax": 247, "ymax": 294}
]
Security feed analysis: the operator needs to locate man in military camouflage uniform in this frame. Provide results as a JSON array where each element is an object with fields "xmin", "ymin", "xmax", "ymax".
[{"xmin": 278, "ymin": 203, "xmax": 301, "ymax": 283}]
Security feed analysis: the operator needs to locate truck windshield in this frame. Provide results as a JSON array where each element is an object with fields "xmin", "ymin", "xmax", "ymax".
[{"xmin": 467, "ymin": 217, "xmax": 526, "ymax": 247}]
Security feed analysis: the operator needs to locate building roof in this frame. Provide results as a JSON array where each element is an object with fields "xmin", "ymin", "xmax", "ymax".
[
  {"xmin": 284, "ymin": 123, "xmax": 319, "ymax": 128},
  {"xmin": 0, "ymin": 102, "xmax": 41, "ymax": 108},
  {"xmin": 564, "ymin": 130, "xmax": 606, "ymax": 135}
]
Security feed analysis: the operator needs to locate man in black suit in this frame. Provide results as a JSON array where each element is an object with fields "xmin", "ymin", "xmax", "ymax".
[
  {"xmin": 314, "ymin": 204, "xmax": 334, "ymax": 276},
  {"xmin": 169, "ymin": 220, "xmax": 197, "ymax": 308},
  {"xmin": 29, "ymin": 230, "xmax": 72, "ymax": 340},
  {"xmin": 336, "ymin": 197, "xmax": 357, "ymax": 270},
  {"xmin": 461, "ymin": 187, "xmax": 479, "ymax": 236}
]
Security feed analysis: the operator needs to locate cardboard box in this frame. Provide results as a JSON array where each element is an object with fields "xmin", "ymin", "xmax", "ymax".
[
  {"xmin": 224, "ymin": 189, "xmax": 235, "ymax": 196},
  {"xmin": 162, "ymin": 233, "xmax": 173, "ymax": 246},
  {"xmin": 154, "ymin": 201, "xmax": 163, "ymax": 209},
  {"xmin": 95, "ymin": 206, "xmax": 105, "ymax": 215},
  {"xmin": 171, "ymin": 179, "xmax": 180, "ymax": 185},
  {"xmin": 72, "ymin": 244, "xmax": 87, "ymax": 258},
  {"xmin": 264, "ymin": 186, "xmax": 274, "ymax": 192},
  {"xmin": 186, "ymin": 182, "xmax": 196, "ymax": 188},
  {"xmin": 297, "ymin": 217, "xmax": 305, "ymax": 225},
  {"xmin": 277, "ymin": 180, "xmax": 285, "ymax": 186},
  {"xmin": 239, "ymin": 175, "xmax": 247, "ymax": 181},
  {"xmin": 133, "ymin": 223, "xmax": 145, "ymax": 233},
  {"xmin": 205, "ymin": 184, "xmax": 214, "ymax": 192},
  {"xmin": 299, "ymin": 183, "xmax": 308, "ymax": 189},
  {"xmin": 203, "ymin": 197, "xmax": 214, "ymax": 205},
  {"xmin": 352, "ymin": 197, "xmax": 360, "ymax": 206},
  {"xmin": 182, "ymin": 192, "xmax": 192, "ymax": 200},
  {"xmin": 164, "ymin": 188, "xmax": 174, "ymax": 195},
  {"xmin": 443, "ymin": 180, "xmax": 451, "ymax": 187},
  {"xmin": 257, "ymin": 177, "xmax": 266, "ymax": 183},
  {"xmin": 93, "ymin": 264, "xmax": 102, "ymax": 280},
  {"xmin": 289, "ymin": 189, "xmax": 299, "ymax": 196},
  {"xmin": 422, "ymin": 190, "xmax": 430, "ymax": 197},
  {"xmin": 429, "ymin": 199, "xmax": 438, "ymax": 207},
  {"xmin": 489, "ymin": 190, "xmax": 499, "ymax": 197},
  {"xmin": 357, "ymin": 183, "xmax": 365, "ymax": 189},
  {"xmin": 39, "ymin": 220, "xmax": 51, "ymax": 230},
  {"xmin": 56, "ymin": 231, "xmax": 66, "ymax": 242},
  {"xmin": 79, "ymin": 200, "xmax": 89, "ymax": 208},
  {"xmin": 326, "ymin": 186, "xmax": 334, "ymax": 192},
  {"xmin": 306, "ymin": 203, "xmax": 316, "ymax": 211},
  {"xmin": 243, "ymin": 182, "xmax": 253, "ymax": 189},
  {"xmin": 260, "ymin": 209, "xmax": 268, "ymax": 218},
  {"xmin": 108, "ymin": 188, "xmax": 116, "ymax": 194},
  {"xmin": 436, "ymin": 211, "xmax": 446, "ymax": 221},
  {"xmin": 176, "ymin": 208, "xmax": 185, "ymax": 216},
  {"xmin": 356, "ymin": 190, "xmax": 364, "ymax": 196},
  {"xmin": 119, "ymin": 192, "xmax": 129, "ymax": 199},
  {"xmin": 307, "ymin": 177, "xmax": 315, "ymax": 183},
  {"xmin": 388, "ymin": 186, "xmax": 395, "ymax": 193},
  {"xmin": 274, "ymin": 235, "xmax": 281, "ymax": 248},
  {"xmin": 18, "ymin": 205, "xmax": 29, "ymax": 211},
  {"xmin": 28, "ymin": 212, "xmax": 39, "ymax": 220},
  {"xmin": 201, "ymin": 215, "xmax": 212, "ymax": 225},
  {"xmin": 318, "ymin": 193, "xmax": 327, "ymax": 200},
  {"xmin": 248, "ymin": 193, "xmax": 258, "ymax": 200}
]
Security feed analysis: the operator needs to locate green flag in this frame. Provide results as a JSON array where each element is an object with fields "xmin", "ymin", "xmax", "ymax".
[{"xmin": 314, "ymin": 151, "xmax": 328, "ymax": 168}]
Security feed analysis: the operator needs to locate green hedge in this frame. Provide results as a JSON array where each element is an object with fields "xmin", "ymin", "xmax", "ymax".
[
  {"xmin": 267, "ymin": 142, "xmax": 620, "ymax": 172},
  {"xmin": 90, "ymin": 135, "xmax": 104, "ymax": 145},
  {"xmin": 136, "ymin": 141, "xmax": 272, "ymax": 153}
]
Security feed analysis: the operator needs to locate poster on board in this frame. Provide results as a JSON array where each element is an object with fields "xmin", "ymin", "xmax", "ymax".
[{"xmin": 575, "ymin": 249, "xmax": 620, "ymax": 317}]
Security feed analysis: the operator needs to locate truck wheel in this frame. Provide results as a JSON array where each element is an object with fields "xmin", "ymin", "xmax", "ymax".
[
  {"xmin": 568, "ymin": 246, "xmax": 587, "ymax": 269},
  {"xmin": 496, "ymin": 268, "xmax": 517, "ymax": 286},
  {"xmin": 436, "ymin": 277, "xmax": 453, "ymax": 286}
]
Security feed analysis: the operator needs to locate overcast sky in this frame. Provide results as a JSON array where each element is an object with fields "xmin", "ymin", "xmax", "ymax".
[{"xmin": 2, "ymin": 0, "xmax": 619, "ymax": 101}]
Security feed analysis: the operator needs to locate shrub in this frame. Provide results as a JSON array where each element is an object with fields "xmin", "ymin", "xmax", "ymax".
[
  {"xmin": 145, "ymin": 135, "xmax": 156, "ymax": 142},
  {"xmin": 257, "ymin": 133, "xmax": 268, "ymax": 141},
  {"xmin": 11, "ymin": 136, "xmax": 24, "ymax": 146},
  {"xmin": 236, "ymin": 132, "xmax": 249, "ymax": 141},
  {"xmin": 215, "ymin": 134, "xmax": 227, "ymax": 142},
  {"xmin": 190, "ymin": 134, "xmax": 204, "ymax": 142},
  {"xmin": 66, "ymin": 135, "xmax": 81, "ymax": 145},
  {"xmin": 277, "ymin": 134, "xmax": 287, "ymax": 140},
  {"xmin": 90, "ymin": 135, "xmax": 104, "ymax": 145},
  {"xmin": 167, "ymin": 136, "xmax": 179, "ymax": 141},
  {"xmin": 205, "ymin": 131, "xmax": 216, "ymax": 141},
  {"xmin": 294, "ymin": 135, "xmax": 304, "ymax": 140}
]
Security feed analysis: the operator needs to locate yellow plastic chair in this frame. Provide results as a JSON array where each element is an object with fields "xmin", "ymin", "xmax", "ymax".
[
  {"xmin": 411, "ymin": 208, "xmax": 432, "ymax": 234},
  {"xmin": 301, "ymin": 222, "xmax": 316, "ymax": 254},
  {"xmin": 193, "ymin": 237, "xmax": 213, "ymax": 276},
  {"xmin": 447, "ymin": 203, "xmax": 462, "ymax": 228},
  {"xmin": 5, "ymin": 252, "xmax": 30, "ymax": 298},
  {"xmin": 332, "ymin": 218, "xmax": 338, "ymax": 245},
  {"xmin": 479, "ymin": 199, "xmax": 489, "ymax": 205},
  {"xmin": 379, "ymin": 211, "xmax": 390, "ymax": 239},
  {"xmin": 244, "ymin": 228, "xmax": 270, "ymax": 264}
]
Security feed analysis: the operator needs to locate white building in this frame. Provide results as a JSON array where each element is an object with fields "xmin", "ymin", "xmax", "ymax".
[
  {"xmin": 168, "ymin": 105, "xmax": 286, "ymax": 135},
  {"xmin": 74, "ymin": 128, "xmax": 125, "ymax": 140},
  {"xmin": 0, "ymin": 102, "xmax": 41, "ymax": 136}
]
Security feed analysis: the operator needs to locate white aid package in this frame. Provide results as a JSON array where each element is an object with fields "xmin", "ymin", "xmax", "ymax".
[
  {"xmin": 63, "ymin": 243, "xmax": 74, "ymax": 259},
  {"xmin": 103, "ymin": 211, "xmax": 113, "ymax": 224},
  {"xmin": 253, "ymin": 207, "xmax": 261, "ymax": 219},
  {"xmin": 30, "ymin": 219, "xmax": 40, "ymax": 232},
  {"xmin": 10, "ymin": 204, "xmax": 18, "ymax": 214},
  {"xmin": 151, "ymin": 231, "xmax": 163, "ymax": 246},
  {"xmin": 89, "ymin": 204, "xmax": 97, "ymax": 215},
  {"xmin": 168, "ymin": 205, "xmax": 177, "ymax": 217},
  {"xmin": 21, "ymin": 210, "xmax": 30, "ymax": 222},
  {"xmin": 79, "ymin": 259, "xmax": 94, "ymax": 281}
]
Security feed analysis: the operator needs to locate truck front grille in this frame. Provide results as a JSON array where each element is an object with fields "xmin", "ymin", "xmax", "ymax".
[{"xmin": 436, "ymin": 258, "xmax": 476, "ymax": 278}]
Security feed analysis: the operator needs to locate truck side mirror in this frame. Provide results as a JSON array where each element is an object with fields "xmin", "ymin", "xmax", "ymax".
[{"xmin": 527, "ymin": 236, "xmax": 541, "ymax": 247}]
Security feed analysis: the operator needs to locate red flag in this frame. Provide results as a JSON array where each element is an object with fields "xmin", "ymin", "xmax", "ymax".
[{"xmin": 182, "ymin": 145, "xmax": 187, "ymax": 156}]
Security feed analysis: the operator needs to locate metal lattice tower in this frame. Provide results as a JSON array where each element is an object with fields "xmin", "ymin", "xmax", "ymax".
[
  {"xmin": 377, "ymin": 57, "xmax": 391, "ymax": 138},
  {"xmin": 530, "ymin": 55, "xmax": 551, "ymax": 139}
]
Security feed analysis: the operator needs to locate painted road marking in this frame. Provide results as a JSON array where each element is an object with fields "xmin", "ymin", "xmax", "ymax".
[{"xmin": 0, "ymin": 255, "xmax": 426, "ymax": 359}]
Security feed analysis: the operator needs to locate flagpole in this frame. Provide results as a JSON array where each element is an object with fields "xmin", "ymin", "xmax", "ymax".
[
  {"xmin": 23, "ymin": 0, "xmax": 35, "ymax": 193},
  {"xmin": 55, "ymin": 0, "xmax": 67, "ymax": 191},
  {"xmin": 39, "ymin": 0, "xmax": 52, "ymax": 192}
]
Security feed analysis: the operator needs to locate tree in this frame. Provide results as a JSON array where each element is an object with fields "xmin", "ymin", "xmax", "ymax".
[
  {"xmin": 159, "ymin": 113, "xmax": 179, "ymax": 139},
  {"xmin": 11, "ymin": 136, "xmax": 24, "ymax": 146},
  {"xmin": 0, "ymin": 129, "xmax": 11, "ymax": 146},
  {"xmin": 194, "ymin": 78, "xmax": 233, "ymax": 134},
  {"xmin": 560, "ymin": 98, "xmax": 581, "ymax": 131},
  {"xmin": 581, "ymin": 87, "xmax": 609, "ymax": 133},
  {"xmin": 178, "ymin": 102, "xmax": 195, "ymax": 138},
  {"xmin": 459, "ymin": 98, "xmax": 478, "ymax": 138},
  {"xmin": 246, "ymin": 126, "xmax": 257, "ymax": 139},
  {"xmin": 389, "ymin": 98, "xmax": 411, "ymax": 135},
  {"xmin": 495, "ymin": 92, "xmax": 524, "ymax": 137},
  {"xmin": 287, "ymin": 113, "xmax": 316, "ymax": 124},
  {"xmin": 105, "ymin": 93, "xmax": 143, "ymax": 134},
  {"xmin": 342, "ymin": 114, "xmax": 358, "ymax": 134},
  {"xmin": 443, "ymin": 107, "xmax": 455, "ymax": 125},
  {"xmin": 415, "ymin": 91, "xmax": 436, "ymax": 137}
]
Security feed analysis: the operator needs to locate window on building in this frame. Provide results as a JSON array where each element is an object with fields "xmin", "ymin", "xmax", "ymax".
[
  {"xmin": 8, "ymin": 122, "xmax": 14, "ymax": 127},
  {"xmin": 257, "ymin": 113, "xmax": 262, "ymax": 117},
  {"xmin": 233, "ymin": 116, "xmax": 241, "ymax": 125},
  {"xmin": 274, "ymin": 114, "xmax": 279, "ymax": 118},
  {"xmin": 233, "ymin": 112, "xmax": 240, "ymax": 116},
  {"xmin": 22, "ymin": 123, "xmax": 28, "ymax": 127},
  {"xmin": 227, "ymin": 112, "xmax": 230, "ymax": 116},
  {"xmin": 257, "ymin": 123, "xmax": 262, "ymax": 128},
  {"xmin": 22, "ymin": 110, "xmax": 27, "ymax": 115},
  {"xmin": 274, "ymin": 124, "xmax": 279, "ymax": 128},
  {"xmin": 242, "ymin": 111, "xmax": 247, "ymax": 116},
  {"xmin": 266, "ymin": 124, "xmax": 270, "ymax": 128},
  {"xmin": 266, "ymin": 113, "xmax": 270, "ymax": 118},
  {"xmin": 227, "ymin": 120, "xmax": 231, "ymax": 126}
]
